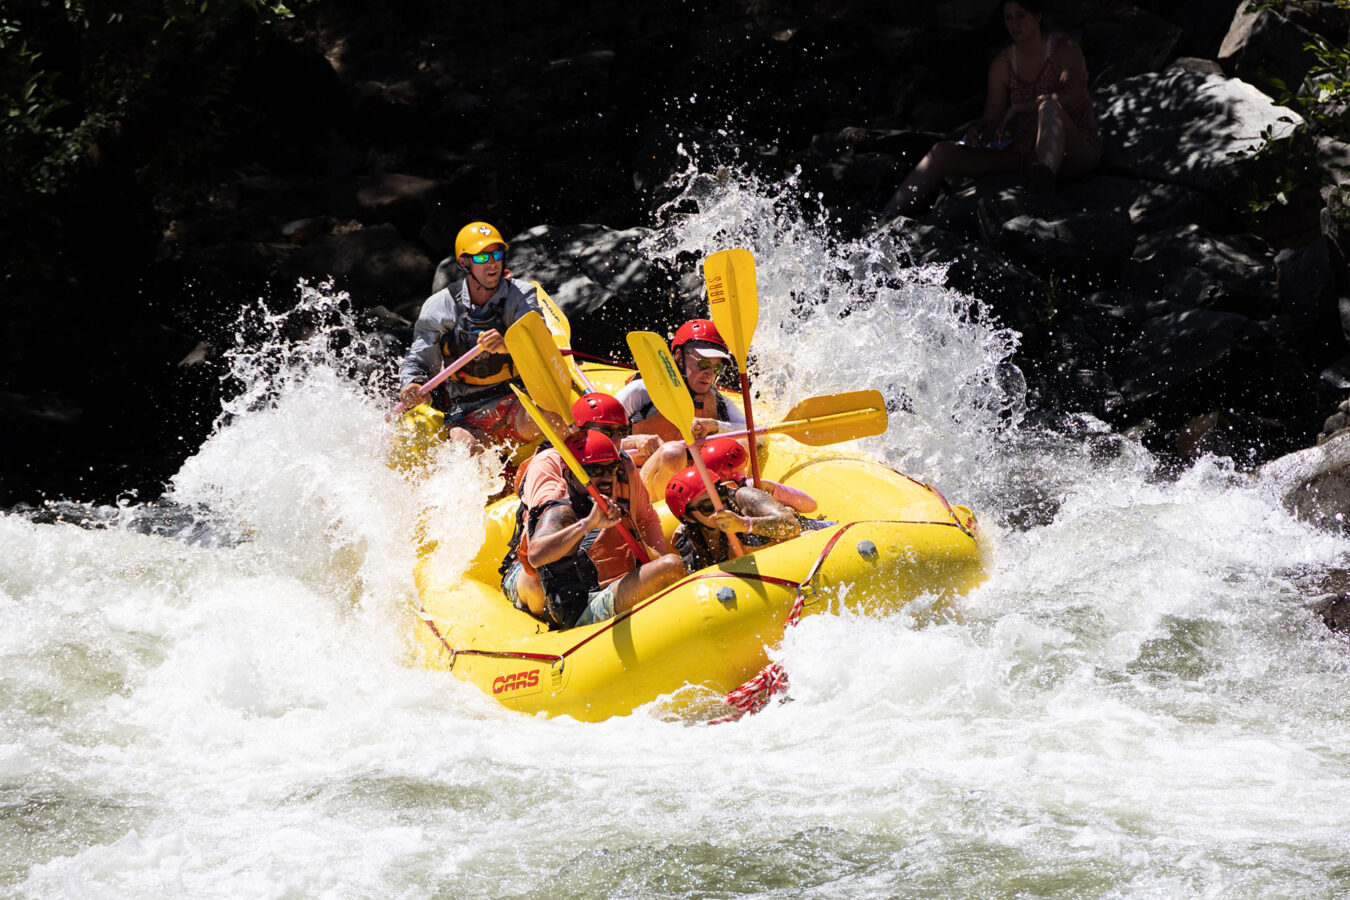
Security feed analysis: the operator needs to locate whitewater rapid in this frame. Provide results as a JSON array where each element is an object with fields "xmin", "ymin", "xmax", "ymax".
[{"xmin": 5, "ymin": 170, "xmax": 1350, "ymax": 898}]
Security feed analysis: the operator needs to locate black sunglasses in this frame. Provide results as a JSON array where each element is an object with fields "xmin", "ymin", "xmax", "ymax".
[
  {"xmin": 582, "ymin": 461, "xmax": 621, "ymax": 479},
  {"xmin": 589, "ymin": 423, "xmax": 629, "ymax": 439},
  {"xmin": 689, "ymin": 499, "xmax": 716, "ymax": 516},
  {"xmin": 467, "ymin": 249, "xmax": 505, "ymax": 264}
]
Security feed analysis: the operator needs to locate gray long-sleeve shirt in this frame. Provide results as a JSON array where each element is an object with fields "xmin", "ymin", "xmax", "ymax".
[{"xmin": 398, "ymin": 276, "xmax": 541, "ymax": 410}]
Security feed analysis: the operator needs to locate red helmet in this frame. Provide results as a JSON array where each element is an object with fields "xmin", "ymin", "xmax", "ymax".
[
  {"xmin": 699, "ymin": 437, "xmax": 748, "ymax": 479},
  {"xmin": 665, "ymin": 466, "xmax": 710, "ymax": 519},
  {"xmin": 671, "ymin": 319, "xmax": 729, "ymax": 357},
  {"xmin": 571, "ymin": 392, "xmax": 627, "ymax": 429},
  {"xmin": 563, "ymin": 428, "xmax": 620, "ymax": 466}
]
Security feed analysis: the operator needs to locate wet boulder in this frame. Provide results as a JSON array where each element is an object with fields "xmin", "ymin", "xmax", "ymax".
[
  {"xmin": 996, "ymin": 210, "xmax": 1137, "ymax": 284},
  {"xmin": 278, "ymin": 223, "xmax": 434, "ymax": 310},
  {"xmin": 497, "ymin": 224, "xmax": 656, "ymax": 318},
  {"xmin": 1121, "ymin": 225, "xmax": 1276, "ymax": 319},
  {"xmin": 1262, "ymin": 430, "xmax": 1350, "ymax": 532},
  {"xmin": 311, "ymin": 173, "xmax": 448, "ymax": 240},
  {"xmin": 1095, "ymin": 70, "xmax": 1304, "ymax": 193},
  {"xmin": 1217, "ymin": 1, "xmax": 1318, "ymax": 100},
  {"xmin": 1116, "ymin": 306, "xmax": 1249, "ymax": 406},
  {"xmin": 1313, "ymin": 593, "xmax": 1350, "ymax": 634}
]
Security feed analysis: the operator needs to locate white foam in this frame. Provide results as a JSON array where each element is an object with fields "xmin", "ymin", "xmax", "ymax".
[{"xmin": 8, "ymin": 175, "xmax": 1350, "ymax": 898}]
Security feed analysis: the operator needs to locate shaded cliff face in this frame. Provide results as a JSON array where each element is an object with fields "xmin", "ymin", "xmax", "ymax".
[{"xmin": 3, "ymin": 0, "xmax": 1346, "ymax": 505}]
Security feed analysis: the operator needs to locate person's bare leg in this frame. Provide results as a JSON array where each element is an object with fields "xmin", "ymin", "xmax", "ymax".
[
  {"xmin": 1034, "ymin": 98, "xmax": 1100, "ymax": 180},
  {"xmin": 514, "ymin": 569, "xmax": 548, "ymax": 618},
  {"xmin": 446, "ymin": 424, "xmax": 490, "ymax": 453},
  {"xmin": 884, "ymin": 142, "xmax": 956, "ymax": 217},
  {"xmin": 1035, "ymin": 97, "xmax": 1067, "ymax": 174},
  {"xmin": 884, "ymin": 141, "xmax": 1023, "ymax": 217},
  {"xmin": 611, "ymin": 553, "xmax": 688, "ymax": 613}
]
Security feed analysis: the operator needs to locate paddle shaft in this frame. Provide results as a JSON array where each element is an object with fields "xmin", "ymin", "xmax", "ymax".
[
  {"xmin": 625, "ymin": 330, "xmax": 744, "ymax": 558},
  {"xmin": 689, "ymin": 450, "xmax": 746, "ymax": 559},
  {"xmin": 737, "ymin": 372, "xmax": 763, "ymax": 489},
  {"xmin": 704, "ymin": 248, "xmax": 762, "ymax": 488},
  {"xmin": 388, "ymin": 344, "xmax": 484, "ymax": 419},
  {"xmin": 711, "ymin": 407, "xmax": 883, "ymax": 443}
]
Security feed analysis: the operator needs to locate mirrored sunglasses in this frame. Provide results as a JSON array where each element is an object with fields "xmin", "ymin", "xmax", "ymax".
[
  {"xmin": 468, "ymin": 249, "xmax": 505, "ymax": 264},
  {"xmin": 694, "ymin": 357, "xmax": 724, "ymax": 372},
  {"xmin": 582, "ymin": 461, "xmax": 621, "ymax": 479}
]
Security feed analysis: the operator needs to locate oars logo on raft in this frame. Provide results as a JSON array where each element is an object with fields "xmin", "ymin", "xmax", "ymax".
[{"xmin": 492, "ymin": 669, "xmax": 542, "ymax": 695}]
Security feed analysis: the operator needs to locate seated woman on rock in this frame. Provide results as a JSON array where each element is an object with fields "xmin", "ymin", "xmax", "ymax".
[
  {"xmin": 882, "ymin": 0, "xmax": 1101, "ymax": 218},
  {"xmin": 664, "ymin": 466, "xmax": 801, "ymax": 572}
]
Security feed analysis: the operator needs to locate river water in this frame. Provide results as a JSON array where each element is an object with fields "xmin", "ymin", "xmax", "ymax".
[{"xmin": 5, "ymin": 170, "xmax": 1350, "ymax": 898}]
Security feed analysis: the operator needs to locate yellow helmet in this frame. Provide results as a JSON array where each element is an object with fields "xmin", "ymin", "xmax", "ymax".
[{"xmin": 455, "ymin": 221, "xmax": 507, "ymax": 258}]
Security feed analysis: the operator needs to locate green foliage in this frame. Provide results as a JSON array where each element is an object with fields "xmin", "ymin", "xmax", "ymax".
[
  {"xmin": 1231, "ymin": 1, "xmax": 1350, "ymax": 230},
  {"xmin": 0, "ymin": 0, "xmax": 304, "ymax": 199}
]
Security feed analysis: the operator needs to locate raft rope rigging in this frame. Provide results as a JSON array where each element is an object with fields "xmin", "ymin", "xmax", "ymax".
[
  {"xmin": 708, "ymin": 524, "xmax": 855, "ymax": 724},
  {"xmin": 417, "ymin": 516, "xmax": 972, "ymax": 722}
]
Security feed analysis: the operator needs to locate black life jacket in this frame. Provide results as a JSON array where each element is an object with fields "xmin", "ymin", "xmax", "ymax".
[
  {"xmin": 441, "ymin": 295, "xmax": 518, "ymax": 387},
  {"xmin": 672, "ymin": 482, "xmax": 740, "ymax": 572},
  {"xmin": 499, "ymin": 451, "xmax": 637, "ymax": 629},
  {"xmin": 528, "ymin": 494, "xmax": 602, "ymax": 629}
]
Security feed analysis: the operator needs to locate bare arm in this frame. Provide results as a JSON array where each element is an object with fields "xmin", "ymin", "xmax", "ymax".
[
  {"xmin": 525, "ymin": 502, "xmax": 621, "ymax": 568},
  {"xmin": 1049, "ymin": 39, "xmax": 1091, "ymax": 110},
  {"xmin": 981, "ymin": 52, "xmax": 1012, "ymax": 139},
  {"xmin": 712, "ymin": 487, "xmax": 801, "ymax": 541}
]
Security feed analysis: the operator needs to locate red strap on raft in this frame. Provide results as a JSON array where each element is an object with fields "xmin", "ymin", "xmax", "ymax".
[{"xmin": 709, "ymin": 525, "xmax": 853, "ymax": 724}]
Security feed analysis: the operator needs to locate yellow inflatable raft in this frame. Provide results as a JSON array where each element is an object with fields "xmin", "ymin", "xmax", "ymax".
[{"xmin": 401, "ymin": 365, "xmax": 987, "ymax": 722}]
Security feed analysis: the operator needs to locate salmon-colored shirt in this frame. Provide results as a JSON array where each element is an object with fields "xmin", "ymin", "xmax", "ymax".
[{"xmin": 517, "ymin": 448, "xmax": 665, "ymax": 586}]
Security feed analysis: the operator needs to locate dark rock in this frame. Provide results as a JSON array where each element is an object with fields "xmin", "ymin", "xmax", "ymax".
[
  {"xmin": 1217, "ymin": 1, "xmax": 1318, "ymax": 100},
  {"xmin": 1081, "ymin": 9, "xmax": 1183, "ymax": 86},
  {"xmin": 1118, "ymin": 307, "xmax": 1249, "ymax": 404},
  {"xmin": 997, "ymin": 210, "xmax": 1136, "ymax": 284},
  {"xmin": 352, "ymin": 174, "xmax": 446, "ymax": 238},
  {"xmin": 177, "ymin": 341, "xmax": 213, "ymax": 368},
  {"xmin": 1122, "ymin": 225, "xmax": 1275, "ymax": 317},
  {"xmin": 1321, "ymin": 352, "xmax": 1350, "ymax": 391},
  {"xmin": 1167, "ymin": 57, "xmax": 1224, "ymax": 77},
  {"xmin": 1057, "ymin": 174, "xmax": 1234, "ymax": 233},
  {"xmin": 280, "ymin": 217, "xmax": 332, "ymax": 245},
  {"xmin": 1313, "ymin": 593, "xmax": 1350, "ymax": 633},
  {"xmin": 1175, "ymin": 410, "xmax": 1236, "ymax": 460},
  {"xmin": 1096, "ymin": 70, "xmax": 1304, "ymax": 192},
  {"xmin": 233, "ymin": 175, "xmax": 314, "ymax": 220},
  {"xmin": 1164, "ymin": 0, "xmax": 1245, "ymax": 60},
  {"xmin": 278, "ymin": 223, "xmax": 434, "ymax": 307},
  {"xmin": 506, "ymin": 224, "xmax": 657, "ymax": 318},
  {"xmin": 1318, "ymin": 138, "xmax": 1350, "ymax": 189},
  {"xmin": 1275, "ymin": 236, "xmax": 1339, "ymax": 345},
  {"xmin": 937, "ymin": 241, "xmax": 1047, "ymax": 342},
  {"xmin": 1320, "ymin": 398, "xmax": 1350, "ymax": 444},
  {"xmin": 1264, "ymin": 430, "xmax": 1350, "ymax": 531}
]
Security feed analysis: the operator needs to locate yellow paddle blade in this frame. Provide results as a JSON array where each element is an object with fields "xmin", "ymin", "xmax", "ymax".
[
  {"xmin": 778, "ymin": 389, "xmax": 888, "ymax": 445},
  {"xmin": 510, "ymin": 386, "xmax": 589, "ymax": 486},
  {"xmin": 531, "ymin": 281, "xmax": 572, "ymax": 347},
  {"xmin": 504, "ymin": 311, "xmax": 575, "ymax": 424},
  {"xmin": 626, "ymin": 330, "xmax": 696, "ymax": 445},
  {"xmin": 703, "ymin": 248, "xmax": 758, "ymax": 374}
]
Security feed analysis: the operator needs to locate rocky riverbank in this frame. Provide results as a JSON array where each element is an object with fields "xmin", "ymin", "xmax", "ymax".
[{"xmin": 3, "ymin": 0, "xmax": 1348, "ymax": 508}]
